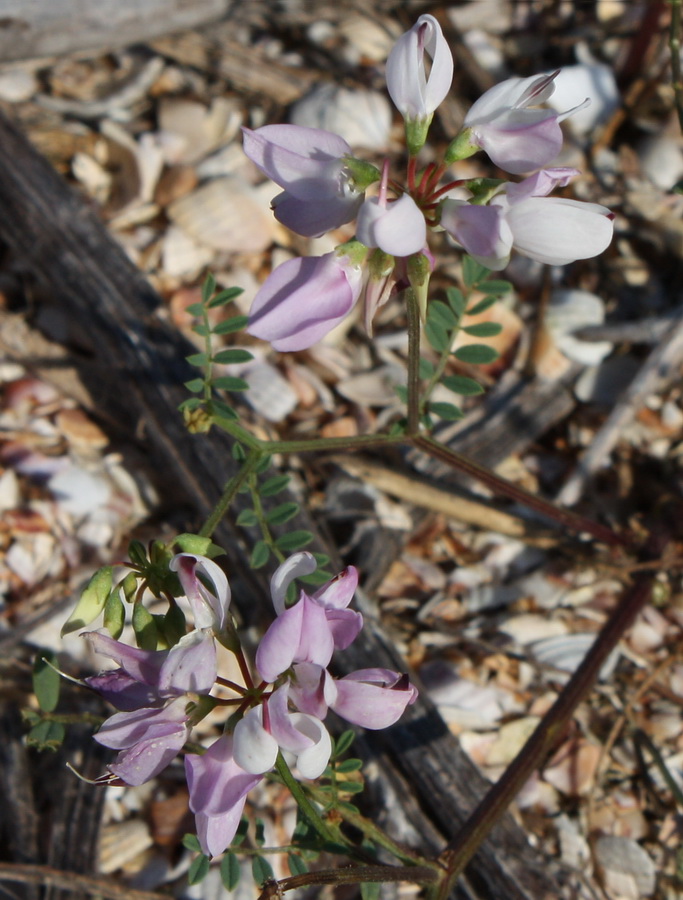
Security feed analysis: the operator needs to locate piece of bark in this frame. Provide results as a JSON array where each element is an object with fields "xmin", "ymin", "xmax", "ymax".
[
  {"xmin": 0, "ymin": 108, "xmax": 567, "ymax": 900},
  {"xmin": 0, "ymin": 0, "xmax": 234, "ymax": 62}
]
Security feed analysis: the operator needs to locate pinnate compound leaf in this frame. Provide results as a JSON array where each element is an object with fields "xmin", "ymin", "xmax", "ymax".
[
  {"xmin": 236, "ymin": 508, "xmax": 259, "ymax": 527},
  {"xmin": 260, "ymin": 475, "xmax": 291, "ymax": 497},
  {"xmin": 360, "ymin": 881, "xmax": 381, "ymax": 900},
  {"xmin": 477, "ymin": 279, "xmax": 511, "ymax": 297},
  {"xmin": 428, "ymin": 401, "xmax": 464, "ymax": 421},
  {"xmin": 446, "ymin": 287, "xmax": 467, "ymax": 318},
  {"xmin": 428, "ymin": 300, "xmax": 458, "ymax": 329},
  {"xmin": 275, "ymin": 531, "xmax": 314, "ymax": 552},
  {"xmin": 212, "ymin": 349, "xmax": 254, "ymax": 365},
  {"xmin": 266, "ymin": 502, "xmax": 299, "ymax": 525},
  {"xmin": 467, "ymin": 295, "xmax": 499, "ymax": 317},
  {"xmin": 462, "ymin": 256, "xmax": 491, "ymax": 288},
  {"xmin": 453, "ymin": 344, "xmax": 500, "ymax": 365},
  {"xmin": 425, "ymin": 318, "xmax": 450, "ymax": 353},
  {"xmin": 418, "ymin": 357, "xmax": 436, "ymax": 379},
  {"xmin": 333, "ymin": 730, "xmax": 356, "ymax": 758},
  {"xmin": 252, "ymin": 856, "xmax": 274, "ymax": 886},
  {"xmin": 288, "ymin": 854, "xmax": 307, "ymax": 876},
  {"xmin": 182, "ymin": 834, "xmax": 202, "ymax": 853},
  {"xmin": 462, "ymin": 322, "xmax": 503, "ymax": 338},
  {"xmin": 441, "ymin": 374, "xmax": 485, "ymax": 396},
  {"xmin": 202, "ymin": 273, "xmax": 217, "ymax": 305},
  {"xmin": 212, "ymin": 376, "xmax": 250, "ymax": 392},
  {"xmin": 212, "ymin": 315, "xmax": 249, "ymax": 335},
  {"xmin": 208, "ymin": 287, "xmax": 243, "ymax": 308},
  {"xmin": 33, "ymin": 653, "xmax": 60, "ymax": 712},
  {"xmin": 186, "ymin": 352, "xmax": 210, "ymax": 368},
  {"xmin": 250, "ymin": 540, "xmax": 271, "ymax": 569},
  {"xmin": 26, "ymin": 719, "xmax": 65, "ymax": 751},
  {"xmin": 336, "ymin": 758, "xmax": 363, "ymax": 774},
  {"xmin": 61, "ymin": 566, "xmax": 113, "ymax": 636},
  {"xmin": 188, "ymin": 855, "xmax": 210, "ymax": 885},
  {"xmin": 221, "ymin": 853, "xmax": 242, "ymax": 891}
]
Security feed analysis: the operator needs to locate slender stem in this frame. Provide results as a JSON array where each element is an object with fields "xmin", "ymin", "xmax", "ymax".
[
  {"xmin": 212, "ymin": 415, "xmax": 405, "ymax": 454},
  {"xmin": 412, "ymin": 434, "xmax": 630, "ymax": 548},
  {"xmin": 670, "ymin": 0, "xmax": 683, "ymax": 133},
  {"xmin": 437, "ymin": 537, "xmax": 665, "ymax": 896},
  {"xmin": 259, "ymin": 864, "xmax": 439, "ymax": 899},
  {"xmin": 405, "ymin": 287, "xmax": 423, "ymax": 434},
  {"xmin": 199, "ymin": 449, "xmax": 261, "ymax": 538},
  {"xmin": 274, "ymin": 753, "xmax": 349, "ymax": 850},
  {"xmin": 248, "ymin": 471, "xmax": 285, "ymax": 564},
  {"xmin": 634, "ymin": 727, "xmax": 683, "ymax": 809},
  {"xmin": 0, "ymin": 863, "xmax": 164, "ymax": 900}
]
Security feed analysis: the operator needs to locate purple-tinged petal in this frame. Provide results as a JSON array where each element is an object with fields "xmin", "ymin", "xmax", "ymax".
[
  {"xmin": 84, "ymin": 671, "xmax": 163, "ymax": 711},
  {"xmin": 242, "ymin": 125, "xmax": 351, "ymax": 199},
  {"xmin": 506, "ymin": 197, "xmax": 614, "ymax": 265},
  {"xmin": 186, "ymin": 735, "xmax": 261, "ymax": 817},
  {"xmin": 290, "ymin": 663, "xmax": 336, "ymax": 719},
  {"xmin": 267, "ymin": 684, "xmax": 314, "ymax": 753},
  {"xmin": 272, "ymin": 190, "xmax": 363, "ymax": 238},
  {"xmin": 170, "ymin": 553, "xmax": 230, "ymax": 631},
  {"xmin": 256, "ymin": 600, "xmax": 304, "ymax": 682},
  {"xmin": 247, "ymin": 253, "xmax": 363, "ymax": 352},
  {"xmin": 195, "ymin": 800, "xmax": 248, "ymax": 859},
  {"xmin": 440, "ymin": 200, "xmax": 513, "ymax": 270},
  {"xmin": 506, "ymin": 167, "xmax": 580, "ymax": 202},
  {"xmin": 233, "ymin": 706, "xmax": 279, "ymax": 774},
  {"xmin": 108, "ymin": 724, "xmax": 188, "ymax": 785},
  {"xmin": 331, "ymin": 669, "xmax": 418, "ymax": 730},
  {"xmin": 386, "ymin": 14, "xmax": 453, "ymax": 120},
  {"xmin": 313, "ymin": 566, "xmax": 359, "ymax": 610},
  {"xmin": 356, "ymin": 194, "xmax": 426, "ymax": 257},
  {"xmin": 271, "ymin": 552, "xmax": 317, "ymax": 615},
  {"xmin": 83, "ymin": 631, "xmax": 167, "ymax": 685},
  {"xmin": 94, "ymin": 697, "xmax": 189, "ymax": 751},
  {"xmin": 468, "ymin": 117, "xmax": 563, "ymax": 175},
  {"xmin": 325, "ymin": 608, "xmax": 364, "ymax": 650},
  {"xmin": 157, "ymin": 631, "xmax": 217, "ymax": 696}
]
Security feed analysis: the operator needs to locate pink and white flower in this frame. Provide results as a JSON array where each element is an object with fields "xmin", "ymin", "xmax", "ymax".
[
  {"xmin": 440, "ymin": 168, "xmax": 613, "ymax": 269},
  {"xmin": 386, "ymin": 14, "xmax": 453, "ymax": 123},
  {"xmin": 461, "ymin": 71, "xmax": 589, "ymax": 174},
  {"xmin": 247, "ymin": 251, "xmax": 364, "ymax": 351},
  {"xmin": 242, "ymin": 124, "xmax": 365, "ymax": 237}
]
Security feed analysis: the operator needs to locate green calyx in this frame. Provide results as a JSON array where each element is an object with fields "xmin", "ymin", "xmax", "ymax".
[
  {"xmin": 336, "ymin": 239, "xmax": 370, "ymax": 267},
  {"xmin": 343, "ymin": 156, "xmax": 381, "ymax": 192},
  {"xmin": 464, "ymin": 177, "xmax": 506, "ymax": 205},
  {"xmin": 444, "ymin": 127, "xmax": 479, "ymax": 165},
  {"xmin": 405, "ymin": 115, "xmax": 433, "ymax": 157}
]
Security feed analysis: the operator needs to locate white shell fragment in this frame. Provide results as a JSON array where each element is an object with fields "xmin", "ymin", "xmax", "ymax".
[
  {"xmin": 167, "ymin": 177, "xmax": 276, "ymax": 253},
  {"xmin": 594, "ymin": 835, "xmax": 657, "ymax": 899},
  {"xmin": 291, "ymin": 84, "xmax": 392, "ymax": 151},
  {"xmin": 546, "ymin": 45, "xmax": 620, "ymax": 137},
  {"xmin": 530, "ymin": 633, "xmax": 621, "ymax": 681},
  {"xmin": 545, "ymin": 289, "xmax": 613, "ymax": 366}
]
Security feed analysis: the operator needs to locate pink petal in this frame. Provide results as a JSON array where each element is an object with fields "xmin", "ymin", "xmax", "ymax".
[
  {"xmin": 507, "ymin": 197, "xmax": 614, "ymax": 265},
  {"xmin": 331, "ymin": 669, "xmax": 418, "ymax": 729},
  {"xmin": 267, "ymin": 684, "xmax": 314, "ymax": 753},
  {"xmin": 186, "ymin": 735, "xmax": 261, "ymax": 817},
  {"xmin": 233, "ymin": 707, "xmax": 279, "ymax": 774},
  {"xmin": 386, "ymin": 14, "xmax": 453, "ymax": 119},
  {"xmin": 272, "ymin": 190, "xmax": 363, "ymax": 238},
  {"xmin": 440, "ymin": 200, "xmax": 513, "ymax": 270},
  {"xmin": 313, "ymin": 566, "xmax": 359, "ymax": 610},
  {"xmin": 325, "ymin": 608, "xmax": 363, "ymax": 650},
  {"xmin": 169, "ymin": 553, "xmax": 231, "ymax": 631},
  {"xmin": 157, "ymin": 631, "xmax": 216, "ymax": 696},
  {"xmin": 247, "ymin": 253, "xmax": 363, "ymax": 352}
]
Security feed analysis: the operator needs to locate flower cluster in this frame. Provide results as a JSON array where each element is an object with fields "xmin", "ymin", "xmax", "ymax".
[
  {"xmin": 242, "ymin": 14, "xmax": 613, "ymax": 352},
  {"xmin": 84, "ymin": 551, "xmax": 416, "ymax": 858}
]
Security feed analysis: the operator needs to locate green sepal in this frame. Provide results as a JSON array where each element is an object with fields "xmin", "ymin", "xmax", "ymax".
[
  {"xmin": 61, "ymin": 566, "xmax": 113, "ymax": 636},
  {"xmin": 343, "ymin": 156, "xmax": 381, "ymax": 192},
  {"xmin": 132, "ymin": 603, "xmax": 158, "ymax": 650},
  {"xmin": 33, "ymin": 652, "xmax": 61, "ymax": 713},
  {"xmin": 404, "ymin": 114, "xmax": 432, "ymax": 157},
  {"xmin": 103, "ymin": 589, "xmax": 125, "ymax": 639},
  {"xmin": 174, "ymin": 533, "xmax": 225, "ymax": 559}
]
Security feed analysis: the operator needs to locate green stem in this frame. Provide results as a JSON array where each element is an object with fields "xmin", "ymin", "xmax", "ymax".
[
  {"xmin": 405, "ymin": 287, "xmax": 423, "ymax": 434},
  {"xmin": 412, "ymin": 434, "xmax": 630, "ymax": 548},
  {"xmin": 199, "ymin": 449, "xmax": 261, "ymax": 538},
  {"xmin": 212, "ymin": 415, "xmax": 405, "ymax": 454},
  {"xmin": 248, "ymin": 471, "xmax": 285, "ymax": 564},
  {"xmin": 437, "ymin": 538, "xmax": 664, "ymax": 896},
  {"xmin": 274, "ymin": 753, "xmax": 350, "ymax": 850}
]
